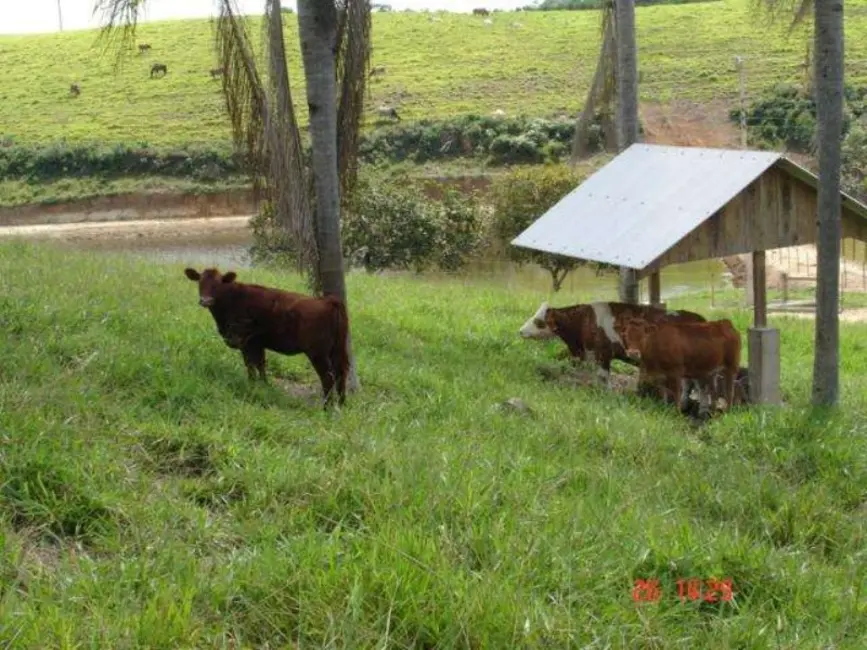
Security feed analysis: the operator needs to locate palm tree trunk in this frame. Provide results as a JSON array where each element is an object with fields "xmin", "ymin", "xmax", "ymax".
[
  {"xmin": 811, "ymin": 0, "xmax": 844, "ymax": 406},
  {"xmin": 297, "ymin": 0, "xmax": 360, "ymax": 392},
  {"xmin": 616, "ymin": 0, "xmax": 640, "ymax": 304}
]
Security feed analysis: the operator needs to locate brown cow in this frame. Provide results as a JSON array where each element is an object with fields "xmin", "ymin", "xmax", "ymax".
[
  {"xmin": 622, "ymin": 317, "xmax": 741, "ymax": 412},
  {"xmin": 519, "ymin": 301, "xmax": 706, "ymax": 385},
  {"xmin": 184, "ymin": 267, "xmax": 350, "ymax": 407}
]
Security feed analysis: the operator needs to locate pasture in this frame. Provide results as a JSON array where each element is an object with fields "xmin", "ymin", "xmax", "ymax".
[
  {"xmin": 2, "ymin": 0, "xmax": 867, "ymax": 147},
  {"xmin": 1, "ymin": 241, "xmax": 866, "ymax": 647}
]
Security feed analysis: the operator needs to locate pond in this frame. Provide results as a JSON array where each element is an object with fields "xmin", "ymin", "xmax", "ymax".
[{"xmin": 27, "ymin": 217, "xmax": 730, "ymax": 298}]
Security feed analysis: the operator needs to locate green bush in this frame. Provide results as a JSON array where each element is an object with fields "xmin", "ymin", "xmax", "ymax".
[
  {"xmin": 342, "ymin": 173, "xmax": 483, "ymax": 273},
  {"xmin": 358, "ymin": 114, "xmax": 609, "ymax": 166},
  {"xmin": 248, "ymin": 201, "xmax": 302, "ymax": 269},
  {"xmin": 490, "ymin": 164, "xmax": 615, "ymax": 291},
  {"xmin": 843, "ymin": 121, "xmax": 867, "ymax": 199},
  {"xmin": 0, "ymin": 113, "xmax": 627, "ymax": 184},
  {"xmin": 731, "ymin": 83, "xmax": 867, "ymax": 152}
]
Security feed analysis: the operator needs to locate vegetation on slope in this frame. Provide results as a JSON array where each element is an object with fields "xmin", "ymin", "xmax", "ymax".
[
  {"xmin": 2, "ymin": 0, "xmax": 867, "ymax": 148},
  {"xmin": 1, "ymin": 242, "xmax": 866, "ymax": 647}
]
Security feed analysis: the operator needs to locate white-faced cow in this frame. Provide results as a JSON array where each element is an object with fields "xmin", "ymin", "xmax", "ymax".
[{"xmin": 519, "ymin": 301, "xmax": 706, "ymax": 386}]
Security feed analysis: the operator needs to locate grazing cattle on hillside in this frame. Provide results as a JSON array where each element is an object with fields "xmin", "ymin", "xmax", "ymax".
[
  {"xmin": 184, "ymin": 267, "xmax": 350, "ymax": 407},
  {"xmin": 150, "ymin": 63, "xmax": 168, "ymax": 78},
  {"xmin": 210, "ymin": 67, "xmax": 225, "ymax": 79},
  {"xmin": 138, "ymin": 43, "xmax": 152, "ymax": 54},
  {"xmin": 69, "ymin": 83, "xmax": 81, "ymax": 97},
  {"xmin": 622, "ymin": 317, "xmax": 741, "ymax": 412},
  {"xmin": 473, "ymin": 7, "xmax": 490, "ymax": 15},
  {"xmin": 519, "ymin": 301, "xmax": 706, "ymax": 384}
]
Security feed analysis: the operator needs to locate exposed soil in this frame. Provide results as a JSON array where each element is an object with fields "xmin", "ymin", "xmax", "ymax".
[
  {"xmin": 0, "ymin": 215, "xmax": 252, "ymax": 242},
  {"xmin": 0, "ymin": 188, "xmax": 256, "ymax": 228}
]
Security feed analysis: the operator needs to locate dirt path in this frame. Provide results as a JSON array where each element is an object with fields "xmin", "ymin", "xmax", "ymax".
[{"xmin": 0, "ymin": 215, "xmax": 252, "ymax": 242}]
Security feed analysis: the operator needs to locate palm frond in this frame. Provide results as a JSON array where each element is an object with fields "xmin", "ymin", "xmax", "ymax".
[
  {"xmin": 750, "ymin": 0, "xmax": 813, "ymax": 34},
  {"xmin": 91, "ymin": 0, "xmax": 145, "ymax": 69},
  {"xmin": 335, "ymin": 0, "xmax": 372, "ymax": 202},
  {"xmin": 262, "ymin": 0, "xmax": 318, "ymax": 281}
]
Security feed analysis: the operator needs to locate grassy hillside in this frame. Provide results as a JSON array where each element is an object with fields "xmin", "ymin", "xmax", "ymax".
[
  {"xmin": 1, "ymin": 241, "xmax": 867, "ymax": 647},
  {"xmin": 2, "ymin": 0, "xmax": 867, "ymax": 148}
]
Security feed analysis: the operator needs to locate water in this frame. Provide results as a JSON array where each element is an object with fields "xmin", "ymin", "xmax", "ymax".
[{"xmin": 52, "ymin": 220, "xmax": 727, "ymax": 297}]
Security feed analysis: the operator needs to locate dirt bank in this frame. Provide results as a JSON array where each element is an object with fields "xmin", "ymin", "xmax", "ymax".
[
  {"xmin": 0, "ymin": 188, "xmax": 258, "ymax": 228},
  {"xmin": 0, "ymin": 215, "xmax": 251, "ymax": 243}
]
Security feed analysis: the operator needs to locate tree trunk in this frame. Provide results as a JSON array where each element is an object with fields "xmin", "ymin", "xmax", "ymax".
[
  {"xmin": 297, "ymin": 0, "xmax": 361, "ymax": 392},
  {"xmin": 616, "ymin": 0, "xmax": 640, "ymax": 304},
  {"xmin": 811, "ymin": 0, "xmax": 844, "ymax": 406}
]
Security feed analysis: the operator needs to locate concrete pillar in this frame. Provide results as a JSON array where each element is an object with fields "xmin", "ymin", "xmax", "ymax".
[{"xmin": 748, "ymin": 327, "xmax": 781, "ymax": 405}]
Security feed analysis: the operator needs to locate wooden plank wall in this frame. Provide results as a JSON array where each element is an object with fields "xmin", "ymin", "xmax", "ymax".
[{"xmin": 640, "ymin": 166, "xmax": 867, "ymax": 276}]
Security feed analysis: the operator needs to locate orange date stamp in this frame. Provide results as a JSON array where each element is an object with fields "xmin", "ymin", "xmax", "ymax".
[{"xmin": 632, "ymin": 577, "xmax": 734, "ymax": 603}]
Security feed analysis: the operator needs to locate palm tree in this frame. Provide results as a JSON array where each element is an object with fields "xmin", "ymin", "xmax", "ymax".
[
  {"xmin": 615, "ymin": 0, "xmax": 639, "ymax": 304},
  {"xmin": 93, "ymin": 0, "xmax": 370, "ymax": 392},
  {"xmin": 755, "ymin": 0, "xmax": 843, "ymax": 406}
]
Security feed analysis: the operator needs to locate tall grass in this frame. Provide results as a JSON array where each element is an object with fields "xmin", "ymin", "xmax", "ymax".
[{"xmin": 1, "ymin": 241, "xmax": 866, "ymax": 648}]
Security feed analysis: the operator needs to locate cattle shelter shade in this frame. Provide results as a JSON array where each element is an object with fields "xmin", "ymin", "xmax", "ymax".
[{"xmin": 510, "ymin": 143, "xmax": 867, "ymax": 276}]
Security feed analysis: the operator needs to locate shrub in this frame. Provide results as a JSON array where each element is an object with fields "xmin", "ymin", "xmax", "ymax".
[
  {"xmin": 731, "ymin": 83, "xmax": 867, "ymax": 152},
  {"xmin": 248, "ymin": 201, "xmax": 302, "ymax": 269},
  {"xmin": 342, "ymin": 173, "xmax": 483, "ymax": 273},
  {"xmin": 490, "ymin": 164, "xmax": 614, "ymax": 291}
]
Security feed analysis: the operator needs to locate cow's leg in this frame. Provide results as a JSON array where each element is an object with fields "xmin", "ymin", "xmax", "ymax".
[
  {"xmin": 241, "ymin": 345, "xmax": 266, "ymax": 382},
  {"xmin": 595, "ymin": 345, "xmax": 613, "ymax": 386},
  {"xmin": 309, "ymin": 353, "xmax": 336, "ymax": 408},
  {"xmin": 723, "ymin": 367, "xmax": 736, "ymax": 411}
]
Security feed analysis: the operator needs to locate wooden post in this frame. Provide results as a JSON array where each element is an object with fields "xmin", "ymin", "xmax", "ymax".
[
  {"xmin": 748, "ymin": 249, "xmax": 781, "ymax": 405},
  {"xmin": 752, "ymin": 250, "xmax": 766, "ymax": 328},
  {"xmin": 648, "ymin": 271, "xmax": 661, "ymax": 308},
  {"xmin": 745, "ymin": 253, "xmax": 755, "ymax": 307},
  {"xmin": 781, "ymin": 272, "xmax": 789, "ymax": 304}
]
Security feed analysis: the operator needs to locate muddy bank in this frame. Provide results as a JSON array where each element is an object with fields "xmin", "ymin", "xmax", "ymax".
[
  {"xmin": 0, "ymin": 188, "xmax": 257, "ymax": 228},
  {"xmin": 0, "ymin": 215, "xmax": 251, "ymax": 242}
]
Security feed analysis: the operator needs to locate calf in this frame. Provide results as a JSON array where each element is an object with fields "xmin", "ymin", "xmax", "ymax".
[
  {"xmin": 622, "ymin": 318, "xmax": 741, "ymax": 412},
  {"xmin": 184, "ymin": 267, "xmax": 350, "ymax": 406},
  {"xmin": 519, "ymin": 301, "xmax": 706, "ymax": 384}
]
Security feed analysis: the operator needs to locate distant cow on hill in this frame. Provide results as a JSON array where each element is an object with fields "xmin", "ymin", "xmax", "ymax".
[
  {"xmin": 150, "ymin": 63, "xmax": 168, "ymax": 78},
  {"xmin": 69, "ymin": 83, "xmax": 81, "ymax": 97},
  {"xmin": 138, "ymin": 43, "xmax": 152, "ymax": 54},
  {"xmin": 519, "ymin": 301, "xmax": 706, "ymax": 385},
  {"xmin": 210, "ymin": 67, "xmax": 224, "ymax": 79},
  {"xmin": 369, "ymin": 65, "xmax": 387, "ymax": 78},
  {"xmin": 184, "ymin": 267, "xmax": 350, "ymax": 407},
  {"xmin": 473, "ymin": 7, "xmax": 490, "ymax": 15},
  {"xmin": 622, "ymin": 317, "xmax": 741, "ymax": 412}
]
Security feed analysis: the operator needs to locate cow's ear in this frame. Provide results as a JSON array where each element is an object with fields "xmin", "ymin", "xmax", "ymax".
[
  {"xmin": 222, "ymin": 272, "xmax": 237, "ymax": 284},
  {"xmin": 184, "ymin": 268, "xmax": 200, "ymax": 281}
]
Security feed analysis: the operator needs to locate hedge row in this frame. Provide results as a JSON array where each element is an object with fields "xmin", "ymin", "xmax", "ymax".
[{"xmin": 0, "ymin": 114, "xmax": 613, "ymax": 182}]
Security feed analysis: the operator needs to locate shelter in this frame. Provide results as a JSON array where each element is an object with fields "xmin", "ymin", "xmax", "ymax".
[{"xmin": 512, "ymin": 143, "xmax": 867, "ymax": 405}]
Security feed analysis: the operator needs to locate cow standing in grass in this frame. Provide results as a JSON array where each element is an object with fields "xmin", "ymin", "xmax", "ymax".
[
  {"xmin": 519, "ymin": 301, "xmax": 706, "ymax": 385},
  {"xmin": 184, "ymin": 267, "xmax": 350, "ymax": 407},
  {"xmin": 622, "ymin": 317, "xmax": 741, "ymax": 412}
]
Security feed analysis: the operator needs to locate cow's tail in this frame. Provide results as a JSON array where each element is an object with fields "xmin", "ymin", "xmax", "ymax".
[{"xmin": 326, "ymin": 295, "xmax": 350, "ymax": 404}]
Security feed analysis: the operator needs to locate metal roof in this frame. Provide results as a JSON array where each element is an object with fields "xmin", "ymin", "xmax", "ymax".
[{"xmin": 510, "ymin": 143, "xmax": 867, "ymax": 271}]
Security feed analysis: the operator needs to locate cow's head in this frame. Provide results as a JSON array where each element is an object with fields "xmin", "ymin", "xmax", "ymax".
[
  {"xmin": 622, "ymin": 318, "xmax": 654, "ymax": 360},
  {"xmin": 519, "ymin": 302, "xmax": 557, "ymax": 339},
  {"xmin": 184, "ymin": 267, "xmax": 237, "ymax": 308}
]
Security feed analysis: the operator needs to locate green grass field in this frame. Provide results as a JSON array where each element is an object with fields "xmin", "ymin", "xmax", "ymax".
[
  {"xmin": 1, "ymin": 241, "xmax": 866, "ymax": 647},
  {"xmin": 2, "ymin": 0, "xmax": 867, "ymax": 148}
]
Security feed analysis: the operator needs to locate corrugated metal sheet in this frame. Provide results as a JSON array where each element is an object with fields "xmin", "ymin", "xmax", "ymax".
[{"xmin": 510, "ymin": 143, "xmax": 784, "ymax": 270}]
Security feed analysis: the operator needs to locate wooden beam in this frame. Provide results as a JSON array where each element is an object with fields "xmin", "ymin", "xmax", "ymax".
[
  {"xmin": 753, "ymin": 250, "xmax": 767, "ymax": 328},
  {"xmin": 648, "ymin": 271, "xmax": 661, "ymax": 307}
]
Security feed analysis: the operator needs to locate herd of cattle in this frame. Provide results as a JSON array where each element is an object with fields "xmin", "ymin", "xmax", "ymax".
[
  {"xmin": 519, "ymin": 301, "xmax": 749, "ymax": 415},
  {"xmin": 184, "ymin": 266, "xmax": 748, "ymax": 416}
]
